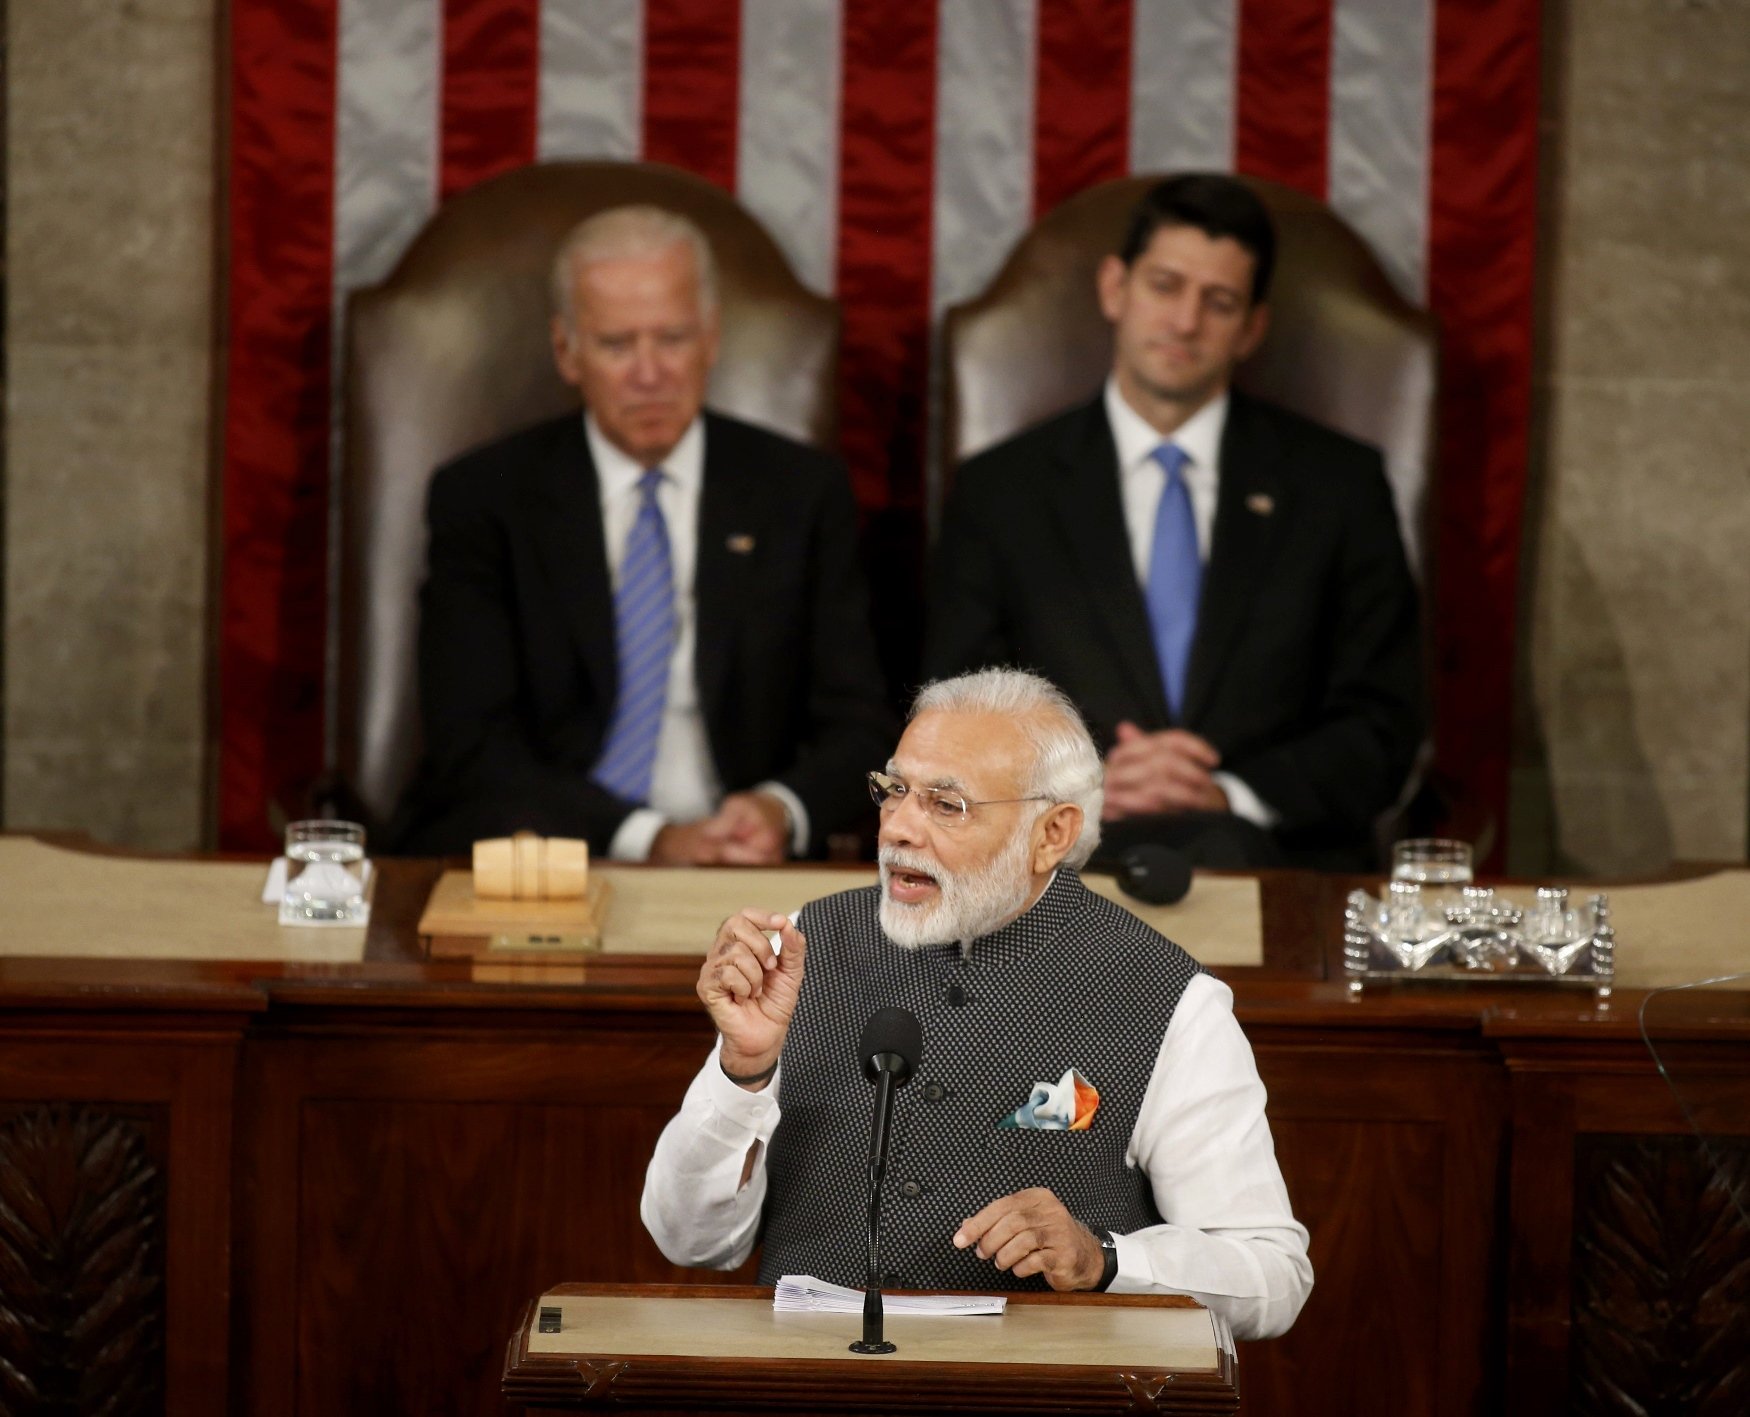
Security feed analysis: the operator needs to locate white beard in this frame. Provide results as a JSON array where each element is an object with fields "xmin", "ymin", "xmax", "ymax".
[{"xmin": 878, "ymin": 824, "xmax": 1038, "ymax": 950}]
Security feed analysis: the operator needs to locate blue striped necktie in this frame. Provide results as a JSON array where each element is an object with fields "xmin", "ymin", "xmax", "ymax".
[
  {"xmin": 1145, "ymin": 443, "xmax": 1201, "ymax": 719},
  {"xmin": 592, "ymin": 468, "xmax": 676, "ymax": 803}
]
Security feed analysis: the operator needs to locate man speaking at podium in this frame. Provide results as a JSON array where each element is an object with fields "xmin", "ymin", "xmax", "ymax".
[{"xmin": 641, "ymin": 669, "xmax": 1311, "ymax": 1341}]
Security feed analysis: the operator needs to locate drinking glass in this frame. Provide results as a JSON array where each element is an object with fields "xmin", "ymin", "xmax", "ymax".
[
  {"xmin": 279, "ymin": 820, "xmax": 369, "ymax": 925},
  {"xmin": 1391, "ymin": 838, "xmax": 1473, "ymax": 918}
]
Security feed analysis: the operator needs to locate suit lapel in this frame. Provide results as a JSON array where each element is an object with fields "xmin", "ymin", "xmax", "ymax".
[
  {"xmin": 1050, "ymin": 403, "xmax": 1172, "ymax": 725},
  {"xmin": 693, "ymin": 416, "xmax": 760, "ymax": 725},
  {"xmin": 529, "ymin": 418, "xmax": 618, "ymax": 710},
  {"xmin": 1182, "ymin": 393, "xmax": 1290, "ymax": 725}
]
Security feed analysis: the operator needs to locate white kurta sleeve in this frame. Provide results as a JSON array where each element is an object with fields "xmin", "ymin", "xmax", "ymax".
[
  {"xmin": 639, "ymin": 1038, "xmax": 784, "ymax": 1269},
  {"xmin": 1107, "ymin": 972, "xmax": 1313, "ymax": 1340}
]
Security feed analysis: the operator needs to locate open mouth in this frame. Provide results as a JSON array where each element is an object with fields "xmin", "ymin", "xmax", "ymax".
[{"xmin": 883, "ymin": 864, "xmax": 940, "ymax": 905}]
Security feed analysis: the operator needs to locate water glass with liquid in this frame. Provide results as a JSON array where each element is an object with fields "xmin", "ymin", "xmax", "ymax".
[{"xmin": 279, "ymin": 820, "xmax": 369, "ymax": 925}]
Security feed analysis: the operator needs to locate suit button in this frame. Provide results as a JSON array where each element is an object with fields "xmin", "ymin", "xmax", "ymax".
[
  {"xmin": 922, "ymin": 1081, "xmax": 946, "ymax": 1103},
  {"xmin": 900, "ymin": 1179, "xmax": 923, "ymax": 1198},
  {"xmin": 947, "ymin": 984, "xmax": 970, "ymax": 1007}
]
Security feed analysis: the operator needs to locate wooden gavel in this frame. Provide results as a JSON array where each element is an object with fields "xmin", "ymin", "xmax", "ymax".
[{"xmin": 472, "ymin": 832, "xmax": 589, "ymax": 901}]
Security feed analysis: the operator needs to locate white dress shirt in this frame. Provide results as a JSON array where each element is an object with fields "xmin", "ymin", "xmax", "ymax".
[
  {"xmin": 640, "ymin": 968, "xmax": 1313, "ymax": 1341},
  {"xmin": 587, "ymin": 414, "xmax": 809, "ymax": 860},
  {"xmin": 1102, "ymin": 380, "xmax": 1279, "ymax": 831}
]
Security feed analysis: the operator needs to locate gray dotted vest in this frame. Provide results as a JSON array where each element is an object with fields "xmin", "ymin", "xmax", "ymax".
[{"xmin": 757, "ymin": 869, "xmax": 1202, "ymax": 1290}]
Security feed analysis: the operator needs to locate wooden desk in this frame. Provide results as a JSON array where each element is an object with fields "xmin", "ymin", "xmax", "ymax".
[
  {"xmin": 0, "ymin": 842, "xmax": 1745, "ymax": 1416},
  {"xmin": 502, "ymin": 1285, "xmax": 1237, "ymax": 1414}
]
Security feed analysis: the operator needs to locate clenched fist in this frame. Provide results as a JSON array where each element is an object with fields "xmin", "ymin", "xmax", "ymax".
[{"xmin": 697, "ymin": 909, "xmax": 807, "ymax": 1089}]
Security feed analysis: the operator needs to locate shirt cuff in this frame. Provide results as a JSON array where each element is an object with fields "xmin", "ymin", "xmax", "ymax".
[
  {"xmin": 703, "ymin": 1038, "xmax": 784, "ymax": 1139},
  {"xmin": 755, "ymin": 781, "xmax": 810, "ymax": 857},
  {"xmin": 608, "ymin": 807, "xmax": 668, "ymax": 862},
  {"xmin": 1105, "ymin": 1229, "xmax": 1148, "ymax": 1292},
  {"xmin": 1212, "ymin": 772, "xmax": 1280, "ymax": 831}
]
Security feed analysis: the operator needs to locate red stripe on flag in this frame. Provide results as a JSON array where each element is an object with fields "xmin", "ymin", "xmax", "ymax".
[
  {"xmin": 219, "ymin": 0, "xmax": 341, "ymax": 850},
  {"xmin": 835, "ymin": 0, "xmax": 938, "ymax": 513},
  {"xmin": 1033, "ymin": 0, "xmax": 1133, "ymax": 217},
  {"xmin": 1426, "ymin": 0, "xmax": 1540, "ymax": 867},
  {"xmin": 643, "ymin": 0, "xmax": 741, "ymax": 190},
  {"xmin": 440, "ymin": 0, "xmax": 540, "ymax": 200},
  {"xmin": 1235, "ymin": 0, "xmax": 1333, "ymax": 196}
]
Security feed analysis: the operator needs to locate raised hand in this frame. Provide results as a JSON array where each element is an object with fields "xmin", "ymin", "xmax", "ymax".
[{"xmin": 696, "ymin": 909, "xmax": 807, "ymax": 1088}]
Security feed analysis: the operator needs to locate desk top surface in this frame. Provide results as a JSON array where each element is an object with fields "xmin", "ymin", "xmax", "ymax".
[{"xmin": 0, "ymin": 834, "xmax": 1744, "ymax": 1042}]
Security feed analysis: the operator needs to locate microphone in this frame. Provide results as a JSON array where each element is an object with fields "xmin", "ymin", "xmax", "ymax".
[
  {"xmin": 850, "ymin": 1007, "xmax": 922, "ymax": 1355},
  {"xmin": 1114, "ymin": 843, "xmax": 1194, "ymax": 906}
]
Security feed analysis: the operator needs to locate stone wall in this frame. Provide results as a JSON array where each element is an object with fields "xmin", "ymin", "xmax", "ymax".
[
  {"xmin": 3, "ymin": 0, "xmax": 1746, "ymax": 869},
  {"xmin": 1511, "ymin": 0, "xmax": 1750, "ymax": 874},
  {"xmin": 3, "ymin": 0, "xmax": 215, "ymax": 847}
]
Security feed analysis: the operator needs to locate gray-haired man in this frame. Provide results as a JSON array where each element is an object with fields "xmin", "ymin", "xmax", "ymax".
[
  {"xmin": 393, "ymin": 205, "xmax": 892, "ymax": 863},
  {"xmin": 641, "ymin": 668, "xmax": 1311, "ymax": 1340}
]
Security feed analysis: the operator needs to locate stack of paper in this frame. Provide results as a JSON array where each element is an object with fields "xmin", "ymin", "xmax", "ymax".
[{"xmin": 774, "ymin": 1275, "xmax": 1006, "ymax": 1316}]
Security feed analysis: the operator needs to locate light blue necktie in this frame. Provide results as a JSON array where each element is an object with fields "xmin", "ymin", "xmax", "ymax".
[
  {"xmin": 1144, "ymin": 444, "xmax": 1201, "ymax": 719},
  {"xmin": 592, "ymin": 469, "xmax": 676, "ymax": 803}
]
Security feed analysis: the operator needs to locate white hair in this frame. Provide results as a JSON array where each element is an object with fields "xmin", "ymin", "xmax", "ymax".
[
  {"xmin": 909, "ymin": 668, "xmax": 1104, "ymax": 869},
  {"xmin": 549, "ymin": 205, "xmax": 719, "ymax": 323}
]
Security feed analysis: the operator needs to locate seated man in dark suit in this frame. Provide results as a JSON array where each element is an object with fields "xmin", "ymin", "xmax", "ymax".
[
  {"xmin": 393, "ymin": 206, "xmax": 893, "ymax": 863},
  {"xmin": 924, "ymin": 176, "xmax": 1422, "ymax": 869}
]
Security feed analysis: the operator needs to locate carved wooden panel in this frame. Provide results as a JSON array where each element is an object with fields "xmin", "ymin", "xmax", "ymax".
[
  {"xmin": 0, "ymin": 1102, "xmax": 168, "ymax": 1414},
  {"xmin": 1571, "ymin": 1134, "xmax": 1750, "ymax": 1417}
]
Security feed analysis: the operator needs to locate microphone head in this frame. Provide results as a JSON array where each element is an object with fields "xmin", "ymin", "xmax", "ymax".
[
  {"xmin": 1118, "ymin": 844, "xmax": 1194, "ymax": 906},
  {"xmin": 859, "ymin": 1007, "xmax": 922, "ymax": 1086}
]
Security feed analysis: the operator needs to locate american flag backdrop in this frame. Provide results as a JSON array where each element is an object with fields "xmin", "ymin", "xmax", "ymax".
[{"xmin": 221, "ymin": 0, "xmax": 1539, "ymax": 852}]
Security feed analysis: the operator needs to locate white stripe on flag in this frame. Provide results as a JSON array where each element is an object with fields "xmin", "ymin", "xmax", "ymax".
[
  {"xmin": 331, "ymin": 0, "xmax": 442, "ymax": 759},
  {"xmin": 1329, "ymin": 0, "xmax": 1433, "ymax": 302},
  {"xmin": 931, "ymin": 0, "xmax": 1037, "ymax": 315},
  {"xmin": 737, "ymin": 0, "xmax": 843, "ymax": 295},
  {"xmin": 538, "ymin": 0, "xmax": 644, "ymax": 161},
  {"xmin": 335, "ymin": 0, "xmax": 441, "ymax": 290},
  {"xmin": 1130, "ymin": 0, "xmax": 1238, "ymax": 173},
  {"xmin": 928, "ymin": 0, "xmax": 1038, "ymax": 526}
]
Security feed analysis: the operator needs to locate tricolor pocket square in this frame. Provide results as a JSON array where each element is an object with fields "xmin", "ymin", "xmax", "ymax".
[{"xmin": 996, "ymin": 1067, "xmax": 1100, "ymax": 1130}]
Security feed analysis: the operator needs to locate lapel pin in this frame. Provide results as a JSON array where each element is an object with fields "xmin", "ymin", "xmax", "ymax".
[
  {"xmin": 726, "ymin": 533, "xmax": 756, "ymax": 554},
  {"xmin": 1246, "ymin": 493, "xmax": 1275, "ymax": 516}
]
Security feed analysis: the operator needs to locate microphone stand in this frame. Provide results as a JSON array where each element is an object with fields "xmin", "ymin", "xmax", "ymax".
[{"xmin": 850, "ymin": 1057, "xmax": 901, "ymax": 1354}]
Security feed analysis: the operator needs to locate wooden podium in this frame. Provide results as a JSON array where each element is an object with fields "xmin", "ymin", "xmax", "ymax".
[{"xmin": 503, "ymin": 1284, "xmax": 1238, "ymax": 1415}]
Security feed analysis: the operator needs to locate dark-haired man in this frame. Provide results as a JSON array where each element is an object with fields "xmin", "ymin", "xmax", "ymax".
[{"xmin": 925, "ymin": 174, "xmax": 1422, "ymax": 869}]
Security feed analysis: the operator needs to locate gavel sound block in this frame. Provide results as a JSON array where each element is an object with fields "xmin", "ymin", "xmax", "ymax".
[{"xmin": 417, "ymin": 833, "xmax": 610, "ymax": 963}]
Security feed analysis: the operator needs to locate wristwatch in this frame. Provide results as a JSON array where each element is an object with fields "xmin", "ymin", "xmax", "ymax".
[{"xmin": 1095, "ymin": 1230, "xmax": 1119, "ymax": 1292}]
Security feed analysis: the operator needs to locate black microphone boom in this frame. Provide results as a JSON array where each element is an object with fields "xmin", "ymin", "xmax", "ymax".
[{"xmin": 850, "ymin": 1007, "xmax": 922, "ymax": 1355}]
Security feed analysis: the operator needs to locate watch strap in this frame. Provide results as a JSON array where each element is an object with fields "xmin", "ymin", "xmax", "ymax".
[{"xmin": 1095, "ymin": 1230, "xmax": 1119, "ymax": 1292}]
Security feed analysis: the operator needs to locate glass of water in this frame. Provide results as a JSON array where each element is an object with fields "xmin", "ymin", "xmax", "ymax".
[
  {"xmin": 279, "ymin": 820, "xmax": 368, "ymax": 926},
  {"xmin": 1391, "ymin": 838, "xmax": 1473, "ymax": 914}
]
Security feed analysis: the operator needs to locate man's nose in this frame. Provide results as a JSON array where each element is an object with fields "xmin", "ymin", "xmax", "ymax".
[
  {"xmin": 1164, "ymin": 288, "xmax": 1203, "ymax": 335},
  {"xmin": 628, "ymin": 340, "xmax": 663, "ymax": 384}
]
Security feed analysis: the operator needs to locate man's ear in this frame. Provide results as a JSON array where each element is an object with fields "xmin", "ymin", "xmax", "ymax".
[
  {"xmin": 1096, "ymin": 255, "xmax": 1129, "ymax": 324},
  {"xmin": 1236, "ymin": 301, "xmax": 1270, "ymax": 362},
  {"xmin": 551, "ymin": 315, "xmax": 581, "ymax": 387},
  {"xmin": 1032, "ymin": 803, "xmax": 1084, "ymax": 875}
]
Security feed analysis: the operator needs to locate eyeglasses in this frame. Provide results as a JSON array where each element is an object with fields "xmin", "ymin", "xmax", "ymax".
[{"xmin": 866, "ymin": 770, "xmax": 1049, "ymax": 827}]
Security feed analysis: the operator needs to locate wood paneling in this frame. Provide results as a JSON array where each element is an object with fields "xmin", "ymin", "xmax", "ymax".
[
  {"xmin": 3, "ymin": 855, "xmax": 1748, "ymax": 1416},
  {"xmin": 0, "ymin": 1030, "xmax": 243, "ymax": 1417}
]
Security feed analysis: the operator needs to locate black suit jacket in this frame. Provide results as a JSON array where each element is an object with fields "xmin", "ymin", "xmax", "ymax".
[
  {"xmin": 924, "ymin": 392, "xmax": 1422, "ymax": 859},
  {"xmin": 393, "ymin": 410, "xmax": 895, "ymax": 856}
]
